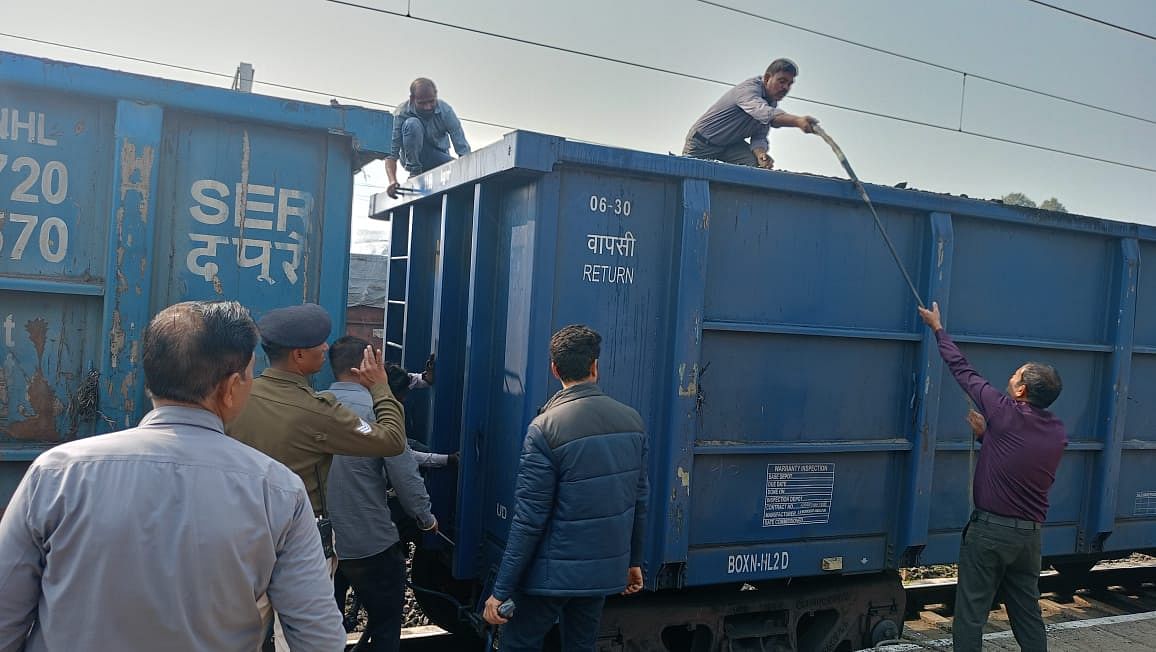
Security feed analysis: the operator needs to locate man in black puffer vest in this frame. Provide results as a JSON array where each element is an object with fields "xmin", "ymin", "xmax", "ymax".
[{"xmin": 483, "ymin": 325, "xmax": 649, "ymax": 651}]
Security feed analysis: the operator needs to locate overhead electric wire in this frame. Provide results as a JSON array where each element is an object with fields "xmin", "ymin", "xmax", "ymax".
[
  {"xmin": 697, "ymin": 0, "xmax": 1156, "ymax": 126},
  {"xmin": 0, "ymin": 30, "xmax": 519, "ymax": 133},
  {"xmin": 1023, "ymin": 0, "xmax": 1156, "ymax": 42},
  {"xmin": 325, "ymin": 0, "xmax": 1156, "ymax": 174},
  {"xmin": 3, "ymin": 15, "xmax": 1153, "ymax": 174}
]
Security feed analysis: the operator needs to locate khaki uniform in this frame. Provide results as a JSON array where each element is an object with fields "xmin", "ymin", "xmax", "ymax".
[{"xmin": 226, "ymin": 368, "xmax": 406, "ymax": 516}]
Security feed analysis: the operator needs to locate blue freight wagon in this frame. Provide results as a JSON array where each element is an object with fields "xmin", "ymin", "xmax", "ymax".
[
  {"xmin": 0, "ymin": 51, "xmax": 392, "ymax": 505},
  {"xmin": 371, "ymin": 130, "xmax": 1156, "ymax": 651}
]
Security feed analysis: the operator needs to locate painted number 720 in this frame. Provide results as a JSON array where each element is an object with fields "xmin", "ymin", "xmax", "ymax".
[
  {"xmin": 0, "ymin": 153, "xmax": 71, "ymax": 263},
  {"xmin": 0, "ymin": 154, "xmax": 69, "ymax": 205}
]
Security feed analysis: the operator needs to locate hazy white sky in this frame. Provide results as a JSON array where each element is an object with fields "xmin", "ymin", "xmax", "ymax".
[{"xmin": 3, "ymin": 0, "xmax": 1154, "ymax": 243}]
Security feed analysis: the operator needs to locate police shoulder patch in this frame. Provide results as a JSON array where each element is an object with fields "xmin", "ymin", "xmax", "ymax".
[{"xmin": 356, "ymin": 419, "xmax": 373, "ymax": 435}]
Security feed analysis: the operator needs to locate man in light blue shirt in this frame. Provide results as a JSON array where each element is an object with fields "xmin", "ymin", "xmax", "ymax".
[
  {"xmin": 0, "ymin": 301, "xmax": 345, "ymax": 652},
  {"xmin": 683, "ymin": 58, "xmax": 818, "ymax": 169},
  {"xmin": 326, "ymin": 336, "xmax": 437, "ymax": 652},
  {"xmin": 385, "ymin": 77, "xmax": 471, "ymax": 198}
]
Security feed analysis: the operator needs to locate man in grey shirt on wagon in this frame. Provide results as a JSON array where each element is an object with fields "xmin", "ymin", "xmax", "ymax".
[
  {"xmin": 326, "ymin": 336, "xmax": 438, "ymax": 652},
  {"xmin": 683, "ymin": 58, "xmax": 818, "ymax": 169}
]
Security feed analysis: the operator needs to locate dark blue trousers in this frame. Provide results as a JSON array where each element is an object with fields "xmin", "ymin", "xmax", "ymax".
[
  {"xmin": 340, "ymin": 543, "xmax": 407, "ymax": 652},
  {"xmin": 400, "ymin": 117, "xmax": 453, "ymax": 175},
  {"xmin": 499, "ymin": 594, "xmax": 606, "ymax": 652}
]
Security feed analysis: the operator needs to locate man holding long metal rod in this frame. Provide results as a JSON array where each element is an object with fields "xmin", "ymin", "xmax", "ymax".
[
  {"xmin": 918, "ymin": 302, "xmax": 1067, "ymax": 652},
  {"xmin": 682, "ymin": 58, "xmax": 818, "ymax": 169}
]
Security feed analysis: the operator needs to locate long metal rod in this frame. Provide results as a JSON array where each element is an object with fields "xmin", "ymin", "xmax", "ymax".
[{"xmin": 812, "ymin": 125, "xmax": 926, "ymax": 309}]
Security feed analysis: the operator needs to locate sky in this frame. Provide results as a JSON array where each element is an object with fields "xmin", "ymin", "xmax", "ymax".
[{"xmin": 3, "ymin": 0, "xmax": 1154, "ymax": 249}]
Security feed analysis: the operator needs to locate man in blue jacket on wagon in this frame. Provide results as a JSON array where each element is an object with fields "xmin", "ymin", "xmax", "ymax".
[{"xmin": 483, "ymin": 325, "xmax": 649, "ymax": 651}]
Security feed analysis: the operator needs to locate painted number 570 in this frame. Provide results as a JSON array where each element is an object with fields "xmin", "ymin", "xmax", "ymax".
[{"xmin": 0, "ymin": 214, "xmax": 68, "ymax": 263}]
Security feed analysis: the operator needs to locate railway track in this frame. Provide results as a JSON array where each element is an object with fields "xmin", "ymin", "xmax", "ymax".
[
  {"xmin": 884, "ymin": 561, "xmax": 1156, "ymax": 651},
  {"xmin": 393, "ymin": 562, "xmax": 1156, "ymax": 651},
  {"xmin": 392, "ymin": 626, "xmax": 461, "ymax": 652}
]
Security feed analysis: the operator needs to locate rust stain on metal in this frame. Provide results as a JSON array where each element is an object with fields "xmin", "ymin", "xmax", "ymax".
[
  {"xmin": 74, "ymin": 120, "xmax": 85, "ymax": 134},
  {"xmin": 236, "ymin": 130, "xmax": 251, "ymax": 258},
  {"xmin": 701, "ymin": 210, "xmax": 710, "ymax": 230},
  {"xmin": 8, "ymin": 373, "xmax": 61, "ymax": 441},
  {"xmin": 108, "ymin": 310, "xmax": 125, "ymax": 370},
  {"xmin": 106, "ymin": 139, "xmax": 154, "ymax": 373},
  {"xmin": 300, "ymin": 196, "xmax": 314, "ymax": 300},
  {"xmin": 120, "ymin": 372, "xmax": 135, "ymax": 404},
  {"xmin": 120, "ymin": 141, "xmax": 154, "ymax": 223},
  {"xmin": 26, "ymin": 318, "xmax": 47, "ymax": 358},
  {"xmin": 6, "ymin": 319, "xmax": 62, "ymax": 441}
]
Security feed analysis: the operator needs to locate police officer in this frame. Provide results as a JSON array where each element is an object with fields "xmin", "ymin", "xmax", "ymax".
[
  {"xmin": 228, "ymin": 303, "xmax": 407, "ymax": 511},
  {"xmin": 225, "ymin": 303, "xmax": 407, "ymax": 652}
]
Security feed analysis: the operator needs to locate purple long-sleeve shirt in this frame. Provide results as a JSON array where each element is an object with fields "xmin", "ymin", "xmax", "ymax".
[{"xmin": 936, "ymin": 330, "xmax": 1068, "ymax": 523}]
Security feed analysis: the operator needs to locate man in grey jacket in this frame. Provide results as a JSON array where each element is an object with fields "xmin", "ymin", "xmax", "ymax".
[{"xmin": 326, "ymin": 336, "xmax": 437, "ymax": 652}]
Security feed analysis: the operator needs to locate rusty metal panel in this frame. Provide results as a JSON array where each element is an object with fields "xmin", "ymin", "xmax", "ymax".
[
  {"xmin": 0, "ymin": 50, "xmax": 392, "ymax": 509},
  {"xmin": 97, "ymin": 100, "xmax": 163, "ymax": 431},
  {"xmin": 0, "ymin": 293, "xmax": 103, "ymax": 446},
  {"xmin": 1, "ymin": 84, "xmax": 113, "ymax": 452}
]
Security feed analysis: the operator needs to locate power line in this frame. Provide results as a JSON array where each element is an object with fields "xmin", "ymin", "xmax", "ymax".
[
  {"xmin": 3, "ymin": 23, "xmax": 1153, "ymax": 175},
  {"xmin": 325, "ymin": 0, "xmax": 1156, "ymax": 174},
  {"xmin": 1024, "ymin": 0, "xmax": 1156, "ymax": 42},
  {"xmin": 697, "ymin": 0, "xmax": 1156, "ymax": 126},
  {"xmin": 326, "ymin": 0, "xmax": 730, "ymax": 86},
  {"xmin": 0, "ymin": 31, "xmax": 518, "ymax": 133},
  {"xmin": 0, "ymin": 31, "xmax": 235, "ymax": 82}
]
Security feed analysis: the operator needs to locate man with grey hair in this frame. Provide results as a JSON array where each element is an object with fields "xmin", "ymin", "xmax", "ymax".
[
  {"xmin": 683, "ymin": 58, "xmax": 818, "ymax": 169},
  {"xmin": 0, "ymin": 301, "xmax": 346, "ymax": 652},
  {"xmin": 918, "ymin": 302, "xmax": 1067, "ymax": 652},
  {"xmin": 385, "ymin": 77, "xmax": 471, "ymax": 198}
]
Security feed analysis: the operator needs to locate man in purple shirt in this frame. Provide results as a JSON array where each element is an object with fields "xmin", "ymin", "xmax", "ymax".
[
  {"xmin": 682, "ymin": 58, "xmax": 818, "ymax": 169},
  {"xmin": 919, "ymin": 302, "xmax": 1067, "ymax": 652}
]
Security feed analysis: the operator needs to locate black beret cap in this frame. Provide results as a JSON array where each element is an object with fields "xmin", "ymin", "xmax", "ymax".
[{"xmin": 257, "ymin": 303, "xmax": 332, "ymax": 348}]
